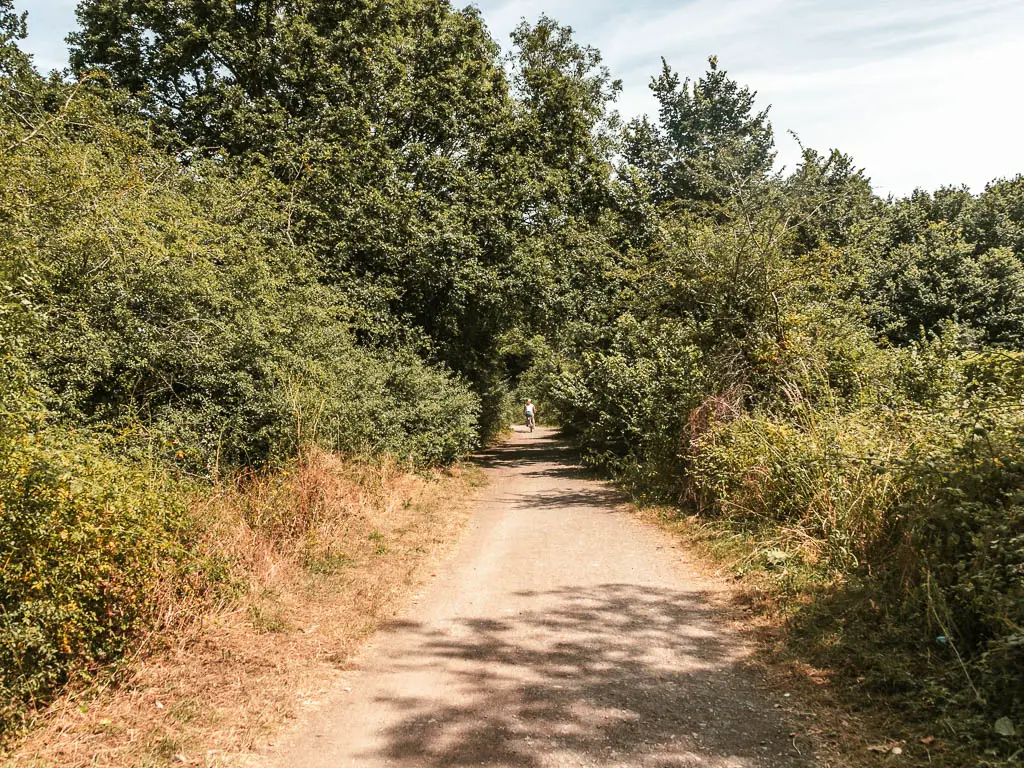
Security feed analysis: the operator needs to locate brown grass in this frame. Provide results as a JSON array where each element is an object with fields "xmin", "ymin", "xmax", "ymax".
[{"xmin": 5, "ymin": 449, "xmax": 483, "ymax": 767}]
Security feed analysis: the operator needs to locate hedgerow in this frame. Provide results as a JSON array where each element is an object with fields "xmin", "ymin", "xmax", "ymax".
[
  {"xmin": 1, "ymin": 16, "xmax": 480, "ymax": 737},
  {"xmin": 0, "ymin": 417, "xmax": 194, "ymax": 736}
]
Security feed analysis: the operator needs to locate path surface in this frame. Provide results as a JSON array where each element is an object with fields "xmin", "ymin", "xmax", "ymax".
[{"xmin": 275, "ymin": 429, "xmax": 815, "ymax": 767}]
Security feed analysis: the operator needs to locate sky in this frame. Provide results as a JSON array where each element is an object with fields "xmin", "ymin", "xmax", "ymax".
[{"xmin": 15, "ymin": 0, "xmax": 1024, "ymax": 197}]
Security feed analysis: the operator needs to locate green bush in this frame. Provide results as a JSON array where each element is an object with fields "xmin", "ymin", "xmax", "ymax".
[
  {"xmin": 0, "ymin": 418, "xmax": 192, "ymax": 735},
  {"xmin": 0, "ymin": 64, "xmax": 481, "ymax": 741},
  {"xmin": 0, "ymin": 86, "xmax": 479, "ymax": 473},
  {"xmin": 897, "ymin": 411, "xmax": 1024, "ymax": 722},
  {"xmin": 688, "ymin": 407, "xmax": 902, "ymax": 570},
  {"xmin": 548, "ymin": 314, "xmax": 705, "ymax": 493},
  {"xmin": 685, "ymin": 395, "xmax": 1023, "ymax": 743}
]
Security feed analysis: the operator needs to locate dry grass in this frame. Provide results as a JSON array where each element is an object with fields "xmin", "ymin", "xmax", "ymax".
[{"xmin": 5, "ymin": 449, "xmax": 483, "ymax": 767}]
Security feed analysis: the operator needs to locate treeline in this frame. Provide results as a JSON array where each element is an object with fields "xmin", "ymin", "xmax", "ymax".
[{"xmin": 1, "ymin": 0, "xmax": 1022, "ymax": 760}]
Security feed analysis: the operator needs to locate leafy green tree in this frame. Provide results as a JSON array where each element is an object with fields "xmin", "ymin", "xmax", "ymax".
[
  {"xmin": 0, "ymin": 0, "xmax": 44, "ymax": 408},
  {"xmin": 865, "ymin": 224, "xmax": 1024, "ymax": 347},
  {"xmin": 880, "ymin": 186, "xmax": 973, "ymax": 249},
  {"xmin": 784, "ymin": 146, "xmax": 875, "ymax": 254},
  {"xmin": 509, "ymin": 15, "xmax": 621, "ymax": 223},
  {"xmin": 70, "ymin": 0, "xmax": 532, "ymax": 427},
  {"xmin": 0, "ymin": 0, "xmax": 28, "ymax": 79},
  {"xmin": 965, "ymin": 175, "xmax": 1024, "ymax": 256},
  {"xmin": 623, "ymin": 56, "xmax": 775, "ymax": 205}
]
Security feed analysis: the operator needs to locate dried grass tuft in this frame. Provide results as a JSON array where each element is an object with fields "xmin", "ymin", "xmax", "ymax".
[{"xmin": 6, "ymin": 449, "xmax": 480, "ymax": 767}]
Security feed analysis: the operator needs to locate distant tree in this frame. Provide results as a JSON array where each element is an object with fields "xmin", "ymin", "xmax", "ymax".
[
  {"xmin": 623, "ymin": 56, "xmax": 775, "ymax": 205},
  {"xmin": 509, "ymin": 15, "xmax": 621, "ymax": 223},
  {"xmin": 501, "ymin": 16, "xmax": 624, "ymax": 344},
  {"xmin": 965, "ymin": 175, "xmax": 1024, "ymax": 256},
  {"xmin": 70, "ymin": 1, "xmax": 526, "ymax": 402},
  {"xmin": 784, "ymin": 146, "xmax": 875, "ymax": 254},
  {"xmin": 865, "ymin": 223, "xmax": 1024, "ymax": 347},
  {"xmin": 0, "ymin": 0, "xmax": 28, "ymax": 78}
]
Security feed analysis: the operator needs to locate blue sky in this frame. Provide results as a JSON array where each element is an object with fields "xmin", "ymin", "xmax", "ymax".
[{"xmin": 15, "ymin": 0, "xmax": 1024, "ymax": 196}]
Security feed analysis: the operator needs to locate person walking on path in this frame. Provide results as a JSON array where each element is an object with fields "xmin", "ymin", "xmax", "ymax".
[{"xmin": 524, "ymin": 399, "xmax": 536, "ymax": 432}]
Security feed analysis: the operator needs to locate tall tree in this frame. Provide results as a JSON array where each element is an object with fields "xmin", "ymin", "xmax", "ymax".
[
  {"xmin": 965, "ymin": 175, "xmax": 1024, "ymax": 256},
  {"xmin": 509, "ymin": 15, "xmax": 621, "ymax": 223},
  {"xmin": 0, "ymin": 0, "xmax": 28, "ymax": 79},
  {"xmin": 70, "ymin": 0, "xmax": 530, "ymax": 418},
  {"xmin": 623, "ymin": 56, "xmax": 775, "ymax": 205},
  {"xmin": 500, "ymin": 16, "xmax": 624, "ymax": 353},
  {"xmin": 784, "ymin": 146, "xmax": 875, "ymax": 254}
]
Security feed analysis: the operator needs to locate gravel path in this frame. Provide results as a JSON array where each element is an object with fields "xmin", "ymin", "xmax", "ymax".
[{"xmin": 274, "ymin": 428, "xmax": 816, "ymax": 767}]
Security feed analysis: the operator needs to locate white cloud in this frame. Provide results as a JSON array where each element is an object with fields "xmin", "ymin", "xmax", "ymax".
[{"xmin": 474, "ymin": 0, "xmax": 1024, "ymax": 194}]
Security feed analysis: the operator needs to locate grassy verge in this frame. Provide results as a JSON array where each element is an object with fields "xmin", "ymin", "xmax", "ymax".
[
  {"xmin": 3, "ymin": 449, "xmax": 483, "ymax": 767},
  {"xmin": 645, "ymin": 506, "xmax": 1020, "ymax": 768}
]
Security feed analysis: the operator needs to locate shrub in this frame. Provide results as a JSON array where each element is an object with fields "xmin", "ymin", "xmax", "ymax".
[
  {"xmin": 0, "ymin": 86, "xmax": 480, "ymax": 474},
  {"xmin": 685, "ymin": 394, "xmax": 1023, "ymax": 743},
  {"xmin": 687, "ymin": 407, "xmax": 902, "ymax": 571},
  {"xmin": 0, "ymin": 419, "xmax": 192, "ymax": 736},
  {"xmin": 896, "ymin": 410, "xmax": 1024, "ymax": 724},
  {"xmin": 547, "ymin": 314, "xmax": 705, "ymax": 493}
]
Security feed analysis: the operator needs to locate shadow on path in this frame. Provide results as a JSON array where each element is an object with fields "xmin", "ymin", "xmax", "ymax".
[
  {"xmin": 367, "ymin": 584, "xmax": 809, "ymax": 767},
  {"xmin": 476, "ymin": 430, "xmax": 623, "ymax": 511},
  {"xmin": 476, "ymin": 430, "xmax": 590, "ymax": 477}
]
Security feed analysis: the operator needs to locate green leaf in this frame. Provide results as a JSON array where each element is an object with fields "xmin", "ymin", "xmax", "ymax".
[{"xmin": 994, "ymin": 717, "xmax": 1015, "ymax": 738}]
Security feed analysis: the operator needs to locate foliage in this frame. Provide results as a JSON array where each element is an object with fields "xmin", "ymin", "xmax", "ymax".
[
  {"xmin": 4, "ymin": 2, "xmax": 1024, "ymax": 761},
  {"xmin": 0, "ymin": 418, "xmax": 192, "ymax": 736},
  {"xmin": 530, "ymin": 55, "xmax": 1024, "ymax": 758},
  {"xmin": 67, "ymin": 0, "xmax": 581, "ymax": 429},
  {"xmin": 2, "ymin": 23, "xmax": 482, "ymax": 736},
  {"xmin": 864, "ymin": 223, "xmax": 1024, "ymax": 347},
  {"xmin": 0, "ymin": 75, "xmax": 479, "ymax": 470},
  {"xmin": 623, "ymin": 56, "xmax": 775, "ymax": 205}
]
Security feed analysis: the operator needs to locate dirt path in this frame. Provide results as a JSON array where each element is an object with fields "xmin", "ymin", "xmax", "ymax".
[{"xmin": 273, "ymin": 428, "xmax": 817, "ymax": 767}]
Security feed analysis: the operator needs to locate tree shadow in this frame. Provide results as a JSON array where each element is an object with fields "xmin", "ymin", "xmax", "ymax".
[
  {"xmin": 495, "ymin": 488, "xmax": 626, "ymax": 511},
  {"xmin": 475, "ymin": 431, "xmax": 575, "ymax": 470},
  {"xmin": 364, "ymin": 584, "xmax": 813, "ymax": 767},
  {"xmin": 476, "ymin": 430, "xmax": 604, "ymax": 483}
]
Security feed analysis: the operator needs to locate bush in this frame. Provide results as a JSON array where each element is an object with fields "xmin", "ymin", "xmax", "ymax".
[
  {"xmin": 0, "ymin": 87, "xmax": 480, "ymax": 473},
  {"xmin": 687, "ymin": 407, "xmax": 902, "ymax": 571},
  {"xmin": 685, "ymin": 392, "xmax": 1024, "ymax": 745},
  {"xmin": 0, "ymin": 74, "xmax": 482, "ymax": 743},
  {"xmin": 896, "ymin": 410, "xmax": 1024, "ymax": 724},
  {"xmin": 547, "ymin": 313, "xmax": 705, "ymax": 493},
  {"xmin": 0, "ymin": 419, "xmax": 192, "ymax": 736}
]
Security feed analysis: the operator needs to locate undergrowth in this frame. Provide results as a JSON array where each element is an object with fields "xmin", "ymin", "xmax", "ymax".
[
  {"xmin": 657, "ymin": 396, "xmax": 1024, "ymax": 767},
  {"xmin": 0, "ymin": 421, "xmax": 196, "ymax": 741},
  {"xmin": 1, "ymin": 434, "xmax": 479, "ymax": 761}
]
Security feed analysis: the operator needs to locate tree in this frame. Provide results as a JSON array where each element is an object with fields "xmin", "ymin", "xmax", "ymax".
[
  {"xmin": 509, "ymin": 15, "xmax": 621, "ymax": 223},
  {"xmin": 0, "ymin": 0, "xmax": 29, "ymax": 80},
  {"xmin": 500, "ymin": 16, "xmax": 624, "ymax": 337},
  {"xmin": 784, "ymin": 146, "xmax": 875, "ymax": 255},
  {"xmin": 623, "ymin": 56, "xmax": 775, "ymax": 205},
  {"xmin": 865, "ymin": 223, "xmax": 1024, "ymax": 347},
  {"xmin": 965, "ymin": 175, "xmax": 1024, "ymax": 256},
  {"xmin": 70, "ymin": 0, "xmax": 534, "ymax": 427}
]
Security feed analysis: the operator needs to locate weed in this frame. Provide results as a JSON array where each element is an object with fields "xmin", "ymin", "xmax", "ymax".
[
  {"xmin": 304, "ymin": 551, "xmax": 356, "ymax": 575},
  {"xmin": 247, "ymin": 599, "xmax": 290, "ymax": 635}
]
